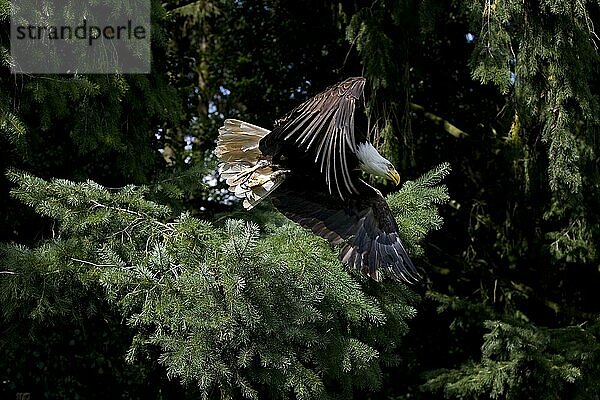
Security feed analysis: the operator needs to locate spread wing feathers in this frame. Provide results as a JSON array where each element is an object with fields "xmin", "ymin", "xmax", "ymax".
[
  {"xmin": 215, "ymin": 119, "xmax": 287, "ymax": 210},
  {"xmin": 262, "ymin": 77, "xmax": 366, "ymax": 199},
  {"xmin": 271, "ymin": 182, "xmax": 420, "ymax": 283}
]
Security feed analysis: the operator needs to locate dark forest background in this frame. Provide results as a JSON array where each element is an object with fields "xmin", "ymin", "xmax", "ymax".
[{"xmin": 1, "ymin": 0, "xmax": 599, "ymax": 399}]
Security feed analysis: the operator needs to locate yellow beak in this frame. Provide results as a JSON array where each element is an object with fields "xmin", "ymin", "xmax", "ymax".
[{"xmin": 387, "ymin": 167, "xmax": 401, "ymax": 186}]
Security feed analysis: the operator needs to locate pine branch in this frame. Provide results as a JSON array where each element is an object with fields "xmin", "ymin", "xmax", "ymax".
[{"xmin": 1, "ymin": 169, "xmax": 450, "ymax": 398}]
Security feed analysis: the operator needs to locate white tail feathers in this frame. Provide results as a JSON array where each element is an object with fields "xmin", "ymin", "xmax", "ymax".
[
  {"xmin": 215, "ymin": 119, "xmax": 270, "ymax": 161},
  {"xmin": 215, "ymin": 119, "xmax": 286, "ymax": 209}
]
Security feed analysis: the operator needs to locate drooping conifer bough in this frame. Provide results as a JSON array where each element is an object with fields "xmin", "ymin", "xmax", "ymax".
[{"xmin": 215, "ymin": 77, "xmax": 419, "ymax": 283}]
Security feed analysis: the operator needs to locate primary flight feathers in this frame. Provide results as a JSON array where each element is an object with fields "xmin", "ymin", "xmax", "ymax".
[
  {"xmin": 215, "ymin": 77, "xmax": 420, "ymax": 283},
  {"xmin": 262, "ymin": 77, "xmax": 365, "ymax": 197}
]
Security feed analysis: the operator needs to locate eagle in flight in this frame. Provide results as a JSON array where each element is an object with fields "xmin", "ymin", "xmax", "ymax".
[{"xmin": 215, "ymin": 77, "xmax": 419, "ymax": 283}]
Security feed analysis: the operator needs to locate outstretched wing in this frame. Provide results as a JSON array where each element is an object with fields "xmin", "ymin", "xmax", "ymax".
[
  {"xmin": 270, "ymin": 179, "xmax": 420, "ymax": 283},
  {"xmin": 260, "ymin": 77, "xmax": 366, "ymax": 199}
]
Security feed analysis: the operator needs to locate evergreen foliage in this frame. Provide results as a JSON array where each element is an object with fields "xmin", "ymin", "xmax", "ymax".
[
  {"xmin": 1, "ymin": 0, "xmax": 599, "ymax": 398},
  {"xmin": 423, "ymin": 320, "xmax": 600, "ymax": 399},
  {"xmin": 0, "ymin": 0, "xmax": 181, "ymax": 184},
  {"xmin": 2, "ymin": 163, "xmax": 449, "ymax": 399},
  {"xmin": 460, "ymin": 0, "xmax": 600, "ymax": 265},
  {"xmin": 343, "ymin": 1, "xmax": 599, "ymax": 398}
]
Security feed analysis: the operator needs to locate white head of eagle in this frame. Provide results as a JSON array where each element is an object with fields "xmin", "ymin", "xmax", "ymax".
[
  {"xmin": 215, "ymin": 77, "xmax": 420, "ymax": 284},
  {"xmin": 356, "ymin": 142, "xmax": 401, "ymax": 185}
]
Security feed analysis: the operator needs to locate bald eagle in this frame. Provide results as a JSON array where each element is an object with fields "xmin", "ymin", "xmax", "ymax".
[{"xmin": 215, "ymin": 77, "xmax": 419, "ymax": 283}]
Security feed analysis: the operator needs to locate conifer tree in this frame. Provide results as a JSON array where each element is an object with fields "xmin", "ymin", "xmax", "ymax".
[{"xmin": 2, "ymin": 163, "xmax": 449, "ymax": 399}]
